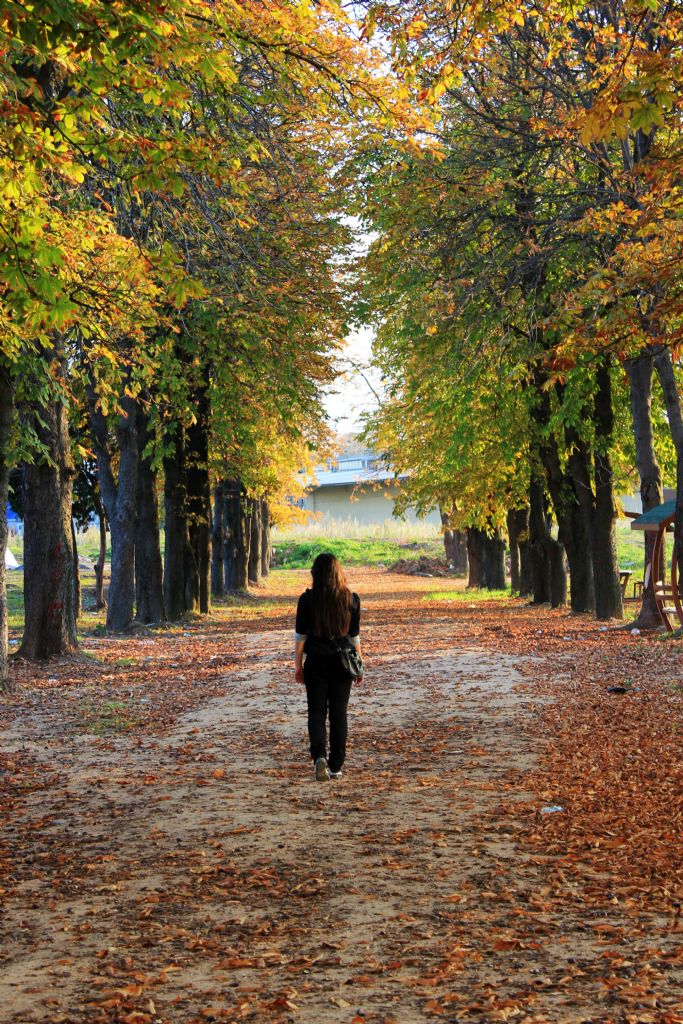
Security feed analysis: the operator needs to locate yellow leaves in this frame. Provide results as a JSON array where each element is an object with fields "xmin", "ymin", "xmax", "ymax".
[
  {"xmin": 2, "ymin": 178, "xmax": 22, "ymax": 201},
  {"xmin": 406, "ymin": 17, "xmax": 428, "ymax": 40},
  {"xmin": 430, "ymin": 81, "xmax": 447, "ymax": 104},
  {"xmin": 579, "ymin": 106, "xmax": 615, "ymax": 146}
]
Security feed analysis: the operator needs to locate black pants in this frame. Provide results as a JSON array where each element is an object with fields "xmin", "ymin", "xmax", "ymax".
[{"xmin": 304, "ymin": 648, "xmax": 353, "ymax": 774}]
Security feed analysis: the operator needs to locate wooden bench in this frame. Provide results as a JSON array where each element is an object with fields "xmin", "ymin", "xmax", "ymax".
[
  {"xmin": 654, "ymin": 581, "xmax": 676, "ymax": 612},
  {"xmin": 619, "ymin": 570, "xmax": 632, "ymax": 597}
]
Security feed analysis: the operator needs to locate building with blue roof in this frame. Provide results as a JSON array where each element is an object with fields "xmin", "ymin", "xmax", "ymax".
[{"xmin": 301, "ymin": 450, "xmax": 440, "ymax": 526}]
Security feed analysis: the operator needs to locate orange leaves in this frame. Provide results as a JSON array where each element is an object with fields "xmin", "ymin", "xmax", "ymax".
[
  {"xmin": 490, "ymin": 937, "xmax": 542, "ymax": 952},
  {"xmin": 4, "ymin": 568, "xmax": 683, "ymax": 1024}
]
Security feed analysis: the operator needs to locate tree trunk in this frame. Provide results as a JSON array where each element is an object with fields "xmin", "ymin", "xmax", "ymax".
[
  {"xmin": 466, "ymin": 527, "xmax": 506, "ymax": 590},
  {"xmin": 486, "ymin": 530, "xmax": 506, "ymax": 589},
  {"xmin": 223, "ymin": 479, "xmax": 241, "ymax": 591},
  {"xmin": 507, "ymin": 506, "xmax": 532, "ymax": 597},
  {"xmin": 507, "ymin": 508, "xmax": 522, "ymax": 593},
  {"xmin": 108, "ymin": 397, "xmax": 138, "ymax": 632},
  {"xmin": 466, "ymin": 528, "xmax": 483, "ymax": 588},
  {"xmin": 519, "ymin": 533, "xmax": 533, "ymax": 598},
  {"xmin": 186, "ymin": 391, "xmax": 210, "ymax": 615},
  {"xmin": 653, "ymin": 347, "xmax": 683, "ymax": 610},
  {"xmin": 239, "ymin": 495, "xmax": 252, "ymax": 593},
  {"xmin": 72, "ymin": 517, "xmax": 81, "ymax": 620},
  {"xmin": 565, "ymin": 423, "xmax": 596, "ymax": 557},
  {"xmin": 449, "ymin": 530, "xmax": 468, "ymax": 572},
  {"xmin": 528, "ymin": 480, "xmax": 566, "ymax": 607},
  {"xmin": 235, "ymin": 491, "xmax": 250, "ymax": 591},
  {"xmin": 532, "ymin": 373, "xmax": 594, "ymax": 612},
  {"xmin": 163, "ymin": 427, "xmax": 198, "ymax": 620},
  {"xmin": 540, "ymin": 444, "xmax": 593, "ymax": 612},
  {"xmin": 95, "ymin": 509, "xmax": 107, "ymax": 611},
  {"xmin": 0, "ymin": 369, "xmax": 13, "ymax": 690},
  {"xmin": 88, "ymin": 380, "xmax": 138, "ymax": 633},
  {"xmin": 260, "ymin": 499, "xmax": 271, "ymax": 577},
  {"xmin": 135, "ymin": 404, "xmax": 165, "ymax": 624},
  {"xmin": 592, "ymin": 358, "xmax": 624, "ymax": 620},
  {"xmin": 625, "ymin": 353, "xmax": 665, "ymax": 627},
  {"xmin": 19, "ymin": 390, "xmax": 78, "ymax": 659},
  {"xmin": 248, "ymin": 498, "xmax": 262, "ymax": 585},
  {"xmin": 211, "ymin": 481, "xmax": 225, "ymax": 597},
  {"xmin": 440, "ymin": 509, "xmax": 468, "ymax": 572}
]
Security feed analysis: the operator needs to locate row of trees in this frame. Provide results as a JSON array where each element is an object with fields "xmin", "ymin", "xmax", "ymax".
[
  {"xmin": 0, "ymin": 1, "xmax": 422, "ymax": 688},
  {"xmin": 357, "ymin": 1, "xmax": 683, "ymax": 625},
  {"xmin": 4, "ymin": 1, "xmax": 683, "ymax": 694}
]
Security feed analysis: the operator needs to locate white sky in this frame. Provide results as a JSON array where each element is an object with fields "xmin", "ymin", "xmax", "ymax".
[{"xmin": 323, "ymin": 325, "xmax": 384, "ymax": 436}]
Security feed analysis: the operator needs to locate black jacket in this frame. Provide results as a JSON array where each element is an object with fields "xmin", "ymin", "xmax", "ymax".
[{"xmin": 295, "ymin": 589, "xmax": 361, "ymax": 652}]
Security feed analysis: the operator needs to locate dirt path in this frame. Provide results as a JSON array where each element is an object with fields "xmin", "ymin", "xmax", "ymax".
[{"xmin": 1, "ymin": 569, "xmax": 682, "ymax": 1024}]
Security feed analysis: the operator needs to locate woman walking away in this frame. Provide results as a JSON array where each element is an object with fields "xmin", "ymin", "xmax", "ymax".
[{"xmin": 294, "ymin": 553, "xmax": 363, "ymax": 781}]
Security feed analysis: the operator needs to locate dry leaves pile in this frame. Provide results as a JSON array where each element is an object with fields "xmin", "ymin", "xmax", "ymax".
[{"xmin": 1, "ymin": 568, "xmax": 682, "ymax": 1024}]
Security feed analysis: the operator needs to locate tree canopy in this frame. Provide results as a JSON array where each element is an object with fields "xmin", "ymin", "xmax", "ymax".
[{"xmin": 3, "ymin": 0, "xmax": 683, "ymax": 685}]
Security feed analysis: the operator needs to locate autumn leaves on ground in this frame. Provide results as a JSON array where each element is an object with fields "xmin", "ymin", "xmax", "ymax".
[{"xmin": 1, "ymin": 568, "xmax": 683, "ymax": 1024}]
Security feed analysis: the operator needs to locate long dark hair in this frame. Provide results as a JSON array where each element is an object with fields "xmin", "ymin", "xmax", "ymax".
[{"xmin": 310, "ymin": 553, "xmax": 352, "ymax": 638}]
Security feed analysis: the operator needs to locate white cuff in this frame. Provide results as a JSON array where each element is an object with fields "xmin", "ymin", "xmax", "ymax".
[
  {"xmin": 294, "ymin": 632, "xmax": 308, "ymax": 644},
  {"xmin": 349, "ymin": 635, "xmax": 360, "ymax": 650}
]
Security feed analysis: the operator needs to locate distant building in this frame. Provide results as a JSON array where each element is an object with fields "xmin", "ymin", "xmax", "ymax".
[{"xmin": 301, "ymin": 450, "xmax": 441, "ymax": 526}]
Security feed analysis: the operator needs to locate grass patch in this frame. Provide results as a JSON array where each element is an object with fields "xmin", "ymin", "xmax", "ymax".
[
  {"xmin": 6, "ymin": 573, "xmax": 24, "ymax": 629},
  {"xmin": 271, "ymin": 519, "xmax": 442, "ymax": 569},
  {"xmin": 78, "ymin": 696, "xmax": 139, "ymax": 734},
  {"xmin": 273, "ymin": 538, "xmax": 442, "ymax": 569},
  {"xmin": 424, "ymin": 586, "xmax": 512, "ymax": 603},
  {"xmin": 616, "ymin": 520, "xmax": 646, "ymax": 583},
  {"xmin": 273, "ymin": 519, "xmax": 441, "ymax": 543}
]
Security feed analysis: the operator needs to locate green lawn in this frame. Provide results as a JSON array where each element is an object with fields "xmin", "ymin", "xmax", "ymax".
[
  {"xmin": 616, "ymin": 520, "xmax": 647, "ymax": 580},
  {"xmin": 271, "ymin": 537, "xmax": 443, "ymax": 568},
  {"xmin": 424, "ymin": 585, "xmax": 511, "ymax": 603},
  {"xmin": 6, "ymin": 573, "xmax": 25, "ymax": 630}
]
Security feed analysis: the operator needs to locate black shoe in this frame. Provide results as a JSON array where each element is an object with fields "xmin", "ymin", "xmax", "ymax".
[{"xmin": 315, "ymin": 757, "xmax": 329, "ymax": 781}]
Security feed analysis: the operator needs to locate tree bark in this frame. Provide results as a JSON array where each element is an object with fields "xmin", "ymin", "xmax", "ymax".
[
  {"xmin": 653, "ymin": 347, "xmax": 683, "ymax": 609},
  {"xmin": 507, "ymin": 507, "xmax": 530, "ymax": 594},
  {"xmin": 163, "ymin": 427, "xmax": 198, "ymax": 620},
  {"xmin": 235, "ymin": 490, "xmax": 250, "ymax": 591},
  {"xmin": 248, "ymin": 498, "xmax": 262, "ymax": 585},
  {"xmin": 519, "ymin": 529, "xmax": 534, "ymax": 598},
  {"xmin": 211, "ymin": 481, "xmax": 225, "ymax": 597},
  {"xmin": 531, "ymin": 372, "xmax": 594, "ymax": 612},
  {"xmin": 592, "ymin": 358, "xmax": 624, "ymax": 620},
  {"xmin": 95, "ymin": 509, "xmax": 107, "ymax": 611},
  {"xmin": 466, "ymin": 527, "xmax": 506, "ymax": 590},
  {"xmin": 88, "ymin": 380, "xmax": 138, "ymax": 632},
  {"xmin": 623, "ymin": 353, "xmax": 664, "ymax": 627},
  {"xmin": 223, "ymin": 479, "xmax": 241, "ymax": 591},
  {"xmin": 528, "ymin": 480, "xmax": 566, "ymax": 607},
  {"xmin": 135, "ymin": 403, "xmax": 165, "ymax": 624},
  {"xmin": 0, "ymin": 369, "xmax": 14, "ymax": 690},
  {"xmin": 440, "ymin": 510, "xmax": 468, "ymax": 573},
  {"xmin": 260, "ymin": 499, "xmax": 271, "ymax": 577},
  {"xmin": 563, "ymin": 423, "xmax": 600, "ymax": 608},
  {"xmin": 186, "ymin": 389, "xmax": 210, "ymax": 615},
  {"xmin": 107, "ymin": 397, "xmax": 138, "ymax": 632},
  {"xmin": 72, "ymin": 517, "xmax": 81, "ymax": 620},
  {"xmin": 19, "ymin": 385, "xmax": 78, "ymax": 659}
]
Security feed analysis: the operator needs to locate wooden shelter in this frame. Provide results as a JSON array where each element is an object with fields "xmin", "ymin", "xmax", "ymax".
[{"xmin": 630, "ymin": 500, "xmax": 682, "ymax": 630}]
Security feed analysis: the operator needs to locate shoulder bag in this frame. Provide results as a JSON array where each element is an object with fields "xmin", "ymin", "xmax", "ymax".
[{"xmin": 334, "ymin": 640, "xmax": 364, "ymax": 680}]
